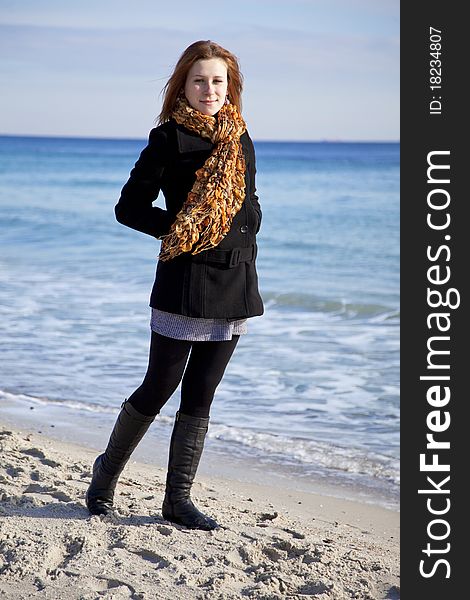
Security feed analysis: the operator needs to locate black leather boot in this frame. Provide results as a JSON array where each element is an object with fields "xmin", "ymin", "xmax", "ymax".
[
  {"xmin": 162, "ymin": 411, "xmax": 219, "ymax": 531},
  {"xmin": 86, "ymin": 399, "xmax": 156, "ymax": 516}
]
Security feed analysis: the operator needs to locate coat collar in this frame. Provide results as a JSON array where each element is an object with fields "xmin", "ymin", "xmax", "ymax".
[{"xmin": 175, "ymin": 122, "xmax": 214, "ymax": 154}]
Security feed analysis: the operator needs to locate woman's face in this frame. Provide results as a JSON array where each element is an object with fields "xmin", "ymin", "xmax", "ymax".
[{"xmin": 184, "ymin": 58, "xmax": 228, "ymax": 116}]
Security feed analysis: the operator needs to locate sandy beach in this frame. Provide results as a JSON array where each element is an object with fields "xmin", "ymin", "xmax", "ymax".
[{"xmin": 0, "ymin": 420, "xmax": 399, "ymax": 600}]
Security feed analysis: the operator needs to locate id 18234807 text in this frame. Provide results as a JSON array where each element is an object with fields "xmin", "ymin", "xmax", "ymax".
[{"xmin": 429, "ymin": 27, "xmax": 443, "ymax": 115}]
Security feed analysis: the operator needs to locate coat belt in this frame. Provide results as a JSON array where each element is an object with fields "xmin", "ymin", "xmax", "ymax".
[{"xmin": 203, "ymin": 243, "xmax": 257, "ymax": 268}]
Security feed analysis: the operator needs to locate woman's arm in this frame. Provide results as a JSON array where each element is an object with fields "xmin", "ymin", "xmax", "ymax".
[
  {"xmin": 114, "ymin": 127, "xmax": 173, "ymax": 239},
  {"xmin": 246, "ymin": 133, "xmax": 262, "ymax": 234}
]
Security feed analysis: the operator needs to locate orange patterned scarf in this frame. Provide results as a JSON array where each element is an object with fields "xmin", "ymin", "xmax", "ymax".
[{"xmin": 158, "ymin": 96, "xmax": 246, "ymax": 261}]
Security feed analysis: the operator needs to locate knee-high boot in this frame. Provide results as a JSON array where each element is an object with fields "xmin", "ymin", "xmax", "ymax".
[
  {"xmin": 86, "ymin": 399, "xmax": 156, "ymax": 515},
  {"xmin": 162, "ymin": 411, "xmax": 218, "ymax": 531}
]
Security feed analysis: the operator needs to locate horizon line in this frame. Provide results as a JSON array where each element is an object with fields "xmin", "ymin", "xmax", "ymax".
[{"xmin": 0, "ymin": 132, "xmax": 400, "ymax": 144}]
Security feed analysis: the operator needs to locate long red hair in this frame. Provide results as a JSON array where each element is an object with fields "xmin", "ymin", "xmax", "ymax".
[{"xmin": 157, "ymin": 40, "xmax": 244, "ymax": 123}]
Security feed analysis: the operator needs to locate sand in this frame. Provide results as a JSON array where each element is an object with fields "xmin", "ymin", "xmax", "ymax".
[{"xmin": 0, "ymin": 423, "xmax": 399, "ymax": 599}]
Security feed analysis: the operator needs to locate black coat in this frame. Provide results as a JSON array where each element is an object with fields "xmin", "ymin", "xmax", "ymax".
[{"xmin": 114, "ymin": 118, "xmax": 264, "ymax": 320}]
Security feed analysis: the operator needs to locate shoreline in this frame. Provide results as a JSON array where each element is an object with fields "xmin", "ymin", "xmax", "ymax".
[
  {"xmin": 0, "ymin": 420, "xmax": 399, "ymax": 599},
  {"xmin": 0, "ymin": 392, "xmax": 399, "ymax": 512}
]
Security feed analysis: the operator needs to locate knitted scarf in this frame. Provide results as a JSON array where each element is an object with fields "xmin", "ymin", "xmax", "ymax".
[{"xmin": 158, "ymin": 96, "xmax": 247, "ymax": 261}]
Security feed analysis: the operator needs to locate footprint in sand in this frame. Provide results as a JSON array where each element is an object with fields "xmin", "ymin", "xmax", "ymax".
[
  {"xmin": 5, "ymin": 466, "xmax": 25, "ymax": 478},
  {"xmin": 131, "ymin": 548, "xmax": 171, "ymax": 568},
  {"xmin": 297, "ymin": 581, "xmax": 332, "ymax": 595},
  {"xmin": 20, "ymin": 448, "xmax": 62, "ymax": 469},
  {"xmin": 21, "ymin": 447, "xmax": 46, "ymax": 459},
  {"xmin": 23, "ymin": 483, "xmax": 74, "ymax": 503},
  {"xmin": 58, "ymin": 536, "xmax": 86, "ymax": 569},
  {"xmin": 282, "ymin": 527, "xmax": 306, "ymax": 539},
  {"xmin": 155, "ymin": 524, "xmax": 173, "ymax": 536}
]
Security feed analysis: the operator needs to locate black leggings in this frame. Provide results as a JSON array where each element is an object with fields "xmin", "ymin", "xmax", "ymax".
[{"xmin": 127, "ymin": 331, "xmax": 240, "ymax": 418}]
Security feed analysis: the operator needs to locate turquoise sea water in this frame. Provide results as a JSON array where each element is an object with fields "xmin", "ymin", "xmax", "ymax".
[{"xmin": 0, "ymin": 135, "xmax": 399, "ymax": 506}]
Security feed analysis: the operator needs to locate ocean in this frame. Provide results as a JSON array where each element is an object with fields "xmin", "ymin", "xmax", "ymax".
[{"xmin": 0, "ymin": 134, "xmax": 399, "ymax": 508}]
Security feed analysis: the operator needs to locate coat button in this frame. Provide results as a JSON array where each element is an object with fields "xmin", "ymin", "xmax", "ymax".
[{"xmin": 240, "ymin": 225, "xmax": 249, "ymax": 234}]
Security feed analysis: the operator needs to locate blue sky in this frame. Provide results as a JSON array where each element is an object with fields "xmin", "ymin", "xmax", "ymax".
[{"xmin": 0, "ymin": 0, "xmax": 399, "ymax": 141}]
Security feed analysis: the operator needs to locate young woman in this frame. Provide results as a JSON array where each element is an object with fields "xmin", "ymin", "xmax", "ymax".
[{"xmin": 86, "ymin": 40, "xmax": 263, "ymax": 531}]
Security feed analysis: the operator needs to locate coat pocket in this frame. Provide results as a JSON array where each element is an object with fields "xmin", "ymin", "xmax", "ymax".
[{"xmin": 204, "ymin": 262, "xmax": 248, "ymax": 318}]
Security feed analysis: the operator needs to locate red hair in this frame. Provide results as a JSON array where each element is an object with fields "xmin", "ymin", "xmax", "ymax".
[{"xmin": 157, "ymin": 40, "xmax": 244, "ymax": 123}]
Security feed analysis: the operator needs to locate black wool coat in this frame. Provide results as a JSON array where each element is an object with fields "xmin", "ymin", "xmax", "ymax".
[{"xmin": 114, "ymin": 118, "xmax": 264, "ymax": 320}]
